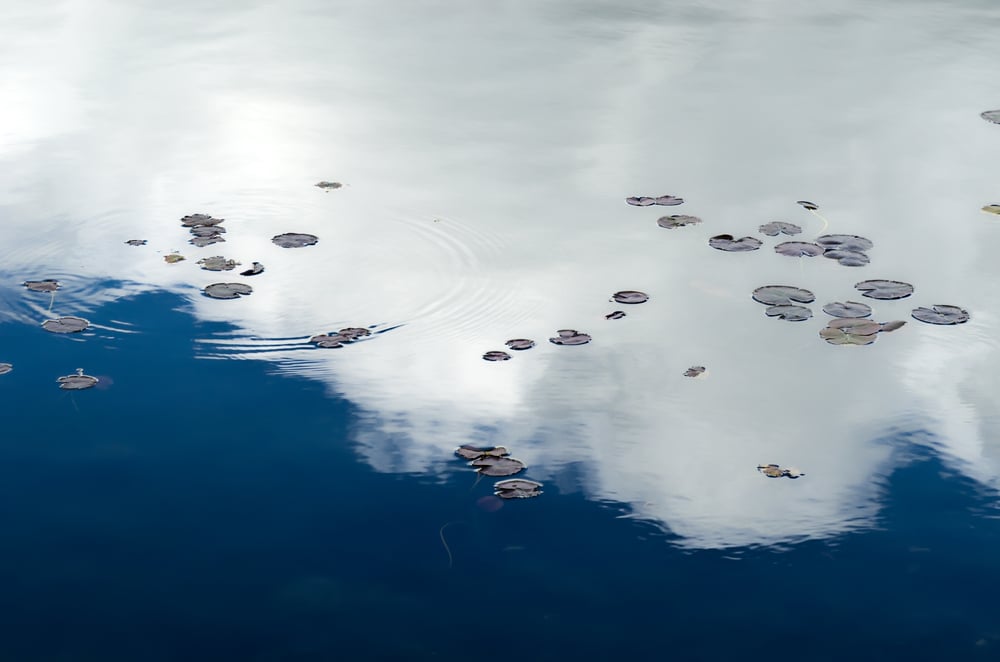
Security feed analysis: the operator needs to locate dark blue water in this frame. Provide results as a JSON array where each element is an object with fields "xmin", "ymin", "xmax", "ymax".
[{"xmin": 3, "ymin": 285, "xmax": 1000, "ymax": 660}]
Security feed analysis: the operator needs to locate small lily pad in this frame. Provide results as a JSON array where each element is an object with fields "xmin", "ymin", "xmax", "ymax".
[
  {"xmin": 41, "ymin": 316, "xmax": 89, "ymax": 333},
  {"xmin": 190, "ymin": 234, "xmax": 225, "ymax": 247},
  {"xmin": 605, "ymin": 311, "xmax": 626, "ymax": 320},
  {"xmin": 612, "ymin": 290, "xmax": 649, "ymax": 304},
  {"xmin": 494, "ymin": 478, "xmax": 543, "ymax": 499},
  {"xmin": 310, "ymin": 334, "xmax": 350, "ymax": 348},
  {"xmin": 911, "ymin": 305, "xmax": 970, "ymax": 325},
  {"xmin": 125, "ymin": 239, "xmax": 147, "ymax": 246},
  {"xmin": 338, "ymin": 327, "xmax": 371, "ymax": 340},
  {"xmin": 855, "ymin": 279, "xmax": 913, "ymax": 300},
  {"xmin": 765, "ymin": 305, "xmax": 812, "ymax": 321},
  {"xmin": 709, "ymin": 234, "xmax": 762, "ymax": 252},
  {"xmin": 654, "ymin": 195, "xmax": 684, "ymax": 206},
  {"xmin": 483, "ymin": 351, "xmax": 512, "ymax": 361},
  {"xmin": 757, "ymin": 463, "xmax": 805, "ymax": 479},
  {"xmin": 315, "ymin": 181, "xmax": 342, "ymax": 190},
  {"xmin": 819, "ymin": 318, "xmax": 880, "ymax": 345},
  {"xmin": 164, "ymin": 253, "xmax": 185, "ymax": 264},
  {"xmin": 190, "ymin": 226, "xmax": 227, "ymax": 237},
  {"xmin": 455, "ymin": 445, "xmax": 509, "ymax": 460},
  {"xmin": 505, "ymin": 339, "xmax": 535, "ymax": 350},
  {"xmin": 0, "ymin": 363, "xmax": 11, "ymax": 375},
  {"xmin": 470, "ymin": 456, "xmax": 526, "ymax": 477},
  {"xmin": 272, "ymin": 232, "xmax": 319, "ymax": 248},
  {"xmin": 203, "ymin": 283, "xmax": 253, "ymax": 299},
  {"xmin": 23, "ymin": 279, "xmax": 59, "ymax": 292},
  {"xmin": 197, "ymin": 256, "xmax": 240, "ymax": 271},
  {"xmin": 240, "ymin": 262, "xmax": 265, "ymax": 276},
  {"xmin": 181, "ymin": 213, "xmax": 224, "ymax": 227},
  {"xmin": 774, "ymin": 241, "xmax": 823, "ymax": 257},
  {"xmin": 549, "ymin": 330, "xmax": 591, "ymax": 346},
  {"xmin": 816, "ymin": 234, "xmax": 873, "ymax": 252},
  {"xmin": 683, "ymin": 366, "xmax": 705, "ymax": 377},
  {"xmin": 657, "ymin": 214, "xmax": 701, "ymax": 229},
  {"xmin": 57, "ymin": 368, "xmax": 98, "ymax": 390},
  {"xmin": 796, "ymin": 200, "xmax": 819, "ymax": 210},
  {"xmin": 981, "ymin": 110, "xmax": 1000, "ymax": 124},
  {"xmin": 823, "ymin": 301, "xmax": 872, "ymax": 318},
  {"xmin": 759, "ymin": 221, "xmax": 802, "ymax": 237},
  {"xmin": 823, "ymin": 249, "xmax": 870, "ymax": 267},
  {"xmin": 752, "ymin": 285, "xmax": 815, "ymax": 306},
  {"xmin": 982, "ymin": 204, "xmax": 1000, "ymax": 215},
  {"xmin": 879, "ymin": 320, "xmax": 907, "ymax": 332},
  {"xmin": 626, "ymin": 196, "xmax": 656, "ymax": 206},
  {"xmin": 627, "ymin": 195, "xmax": 683, "ymax": 206}
]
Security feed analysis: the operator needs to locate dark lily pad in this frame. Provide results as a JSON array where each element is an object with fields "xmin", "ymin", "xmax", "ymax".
[
  {"xmin": 823, "ymin": 249, "xmax": 870, "ymax": 267},
  {"xmin": 483, "ymin": 351, "xmax": 512, "ymax": 361},
  {"xmin": 549, "ymin": 330, "xmax": 591, "ymax": 346},
  {"xmin": 240, "ymin": 262, "xmax": 265, "ymax": 276},
  {"xmin": 505, "ymin": 339, "xmax": 535, "ymax": 351},
  {"xmin": 338, "ymin": 327, "xmax": 371, "ymax": 340},
  {"xmin": 57, "ymin": 368, "xmax": 98, "ymax": 390},
  {"xmin": 125, "ymin": 239, "xmax": 147, "ymax": 246},
  {"xmin": 197, "ymin": 256, "xmax": 240, "ymax": 271},
  {"xmin": 657, "ymin": 214, "xmax": 701, "ymax": 229},
  {"xmin": 272, "ymin": 232, "xmax": 319, "ymax": 248},
  {"xmin": 41, "ymin": 316, "xmax": 89, "ymax": 333},
  {"xmin": 855, "ymin": 279, "xmax": 913, "ymax": 300},
  {"xmin": 774, "ymin": 241, "xmax": 823, "ymax": 257},
  {"xmin": 203, "ymin": 283, "xmax": 253, "ymax": 299},
  {"xmin": 752, "ymin": 285, "xmax": 815, "ymax": 306},
  {"xmin": 911, "ymin": 305, "xmax": 970, "ymax": 325},
  {"xmin": 455, "ymin": 445, "xmax": 509, "ymax": 460},
  {"xmin": 765, "ymin": 305, "xmax": 812, "ymax": 321},
  {"xmin": 709, "ymin": 234, "xmax": 762, "ymax": 252},
  {"xmin": 181, "ymin": 213, "xmax": 224, "ymax": 227},
  {"xmin": 612, "ymin": 290, "xmax": 649, "ymax": 304},
  {"xmin": 759, "ymin": 221, "xmax": 802, "ymax": 237},
  {"xmin": 310, "ymin": 334, "xmax": 350, "ymax": 348},
  {"xmin": 981, "ymin": 110, "xmax": 1000, "ymax": 124},
  {"xmin": 494, "ymin": 479, "xmax": 543, "ymax": 499},
  {"xmin": 164, "ymin": 253, "xmax": 185, "ymax": 264},
  {"xmin": 982, "ymin": 204, "xmax": 1000, "ymax": 215},
  {"xmin": 23, "ymin": 279, "xmax": 59, "ymax": 292},
  {"xmin": 757, "ymin": 463, "xmax": 804, "ymax": 479},
  {"xmin": 879, "ymin": 320, "xmax": 907, "ymax": 332},
  {"xmin": 315, "ymin": 181, "xmax": 342, "ymax": 190},
  {"xmin": 823, "ymin": 301, "xmax": 872, "ymax": 318},
  {"xmin": 819, "ymin": 318, "xmax": 880, "ymax": 345},
  {"xmin": 796, "ymin": 200, "xmax": 818, "ymax": 210},
  {"xmin": 605, "ymin": 311, "xmax": 626, "ymax": 320},
  {"xmin": 470, "ymin": 455, "xmax": 526, "ymax": 477},
  {"xmin": 683, "ymin": 366, "xmax": 705, "ymax": 377},
  {"xmin": 0, "ymin": 363, "xmax": 11, "ymax": 375}
]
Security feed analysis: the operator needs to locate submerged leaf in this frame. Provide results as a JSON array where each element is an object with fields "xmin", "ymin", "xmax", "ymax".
[
  {"xmin": 57, "ymin": 368, "xmax": 98, "ymax": 390},
  {"xmin": 272, "ymin": 232, "xmax": 319, "ymax": 248},
  {"xmin": 765, "ymin": 305, "xmax": 812, "ymax": 321},
  {"xmin": 612, "ymin": 290, "xmax": 649, "ymax": 304},
  {"xmin": 203, "ymin": 283, "xmax": 253, "ymax": 299},
  {"xmin": 709, "ymin": 234, "xmax": 762, "ymax": 252},
  {"xmin": 657, "ymin": 214, "xmax": 701, "ymax": 229},
  {"xmin": 823, "ymin": 301, "xmax": 872, "ymax": 318},
  {"xmin": 759, "ymin": 221, "xmax": 802, "ymax": 237},
  {"xmin": 855, "ymin": 279, "xmax": 913, "ymax": 300},
  {"xmin": 774, "ymin": 241, "xmax": 823, "ymax": 257},
  {"xmin": 505, "ymin": 339, "xmax": 535, "ymax": 350},
  {"xmin": 911, "ymin": 305, "xmax": 970, "ymax": 325},
  {"xmin": 752, "ymin": 285, "xmax": 815, "ymax": 306},
  {"xmin": 41, "ymin": 316, "xmax": 89, "ymax": 333},
  {"xmin": 483, "ymin": 351, "xmax": 512, "ymax": 361},
  {"xmin": 494, "ymin": 478, "xmax": 543, "ymax": 499},
  {"xmin": 23, "ymin": 279, "xmax": 60, "ymax": 292},
  {"xmin": 549, "ymin": 330, "xmax": 591, "ymax": 346}
]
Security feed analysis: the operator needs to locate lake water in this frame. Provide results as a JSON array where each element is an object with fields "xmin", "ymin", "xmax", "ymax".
[{"xmin": 3, "ymin": 1, "xmax": 1000, "ymax": 659}]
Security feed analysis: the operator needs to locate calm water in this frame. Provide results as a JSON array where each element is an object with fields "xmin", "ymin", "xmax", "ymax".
[{"xmin": 3, "ymin": 1, "xmax": 1000, "ymax": 659}]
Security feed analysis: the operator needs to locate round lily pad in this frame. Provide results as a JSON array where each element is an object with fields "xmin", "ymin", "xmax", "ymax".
[
  {"xmin": 981, "ymin": 110, "xmax": 1000, "ymax": 124},
  {"xmin": 709, "ymin": 234, "xmax": 762, "ymax": 252},
  {"xmin": 470, "ymin": 456, "xmax": 526, "ymax": 477},
  {"xmin": 911, "ymin": 305, "xmax": 970, "ymax": 325},
  {"xmin": 605, "ymin": 311, "xmax": 626, "ymax": 320},
  {"xmin": 612, "ymin": 290, "xmax": 649, "ymax": 304},
  {"xmin": 309, "ymin": 333, "xmax": 353, "ymax": 348},
  {"xmin": 190, "ymin": 226, "xmax": 226, "ymax": 237},
  {"xmin": 272, "ymin": 232, "xmax": 319, "ymax": 248},
  {"xmin": 455, "ymin": 445, "xmax": 509, "ymax": 460},
  {"xmin": 483, "ymin": 351, "xmax": 512, "ymax": 361},
  {"xmin": 125, "ymin": 239, "xmax": 147, "ymax": 246},
  {"xmin": 823, "ymin": 301, "xmax": 872, "ymax": 318},
  {"xmin": 819, "ymin": 318, "xmax": 880, "ymax": 345},
  {"xmin": 164, "ymin": 254, "xmax": 185, "ymax": 264},
  {"xmin": 816, "ymin": 234, "xmax": 873, "ymax": 252},
  {"xmin": 549, "ymin": 330, "xmax": 591, "ymax": 346},
  {"xmin": 494, "ymin": 479, "xmax": 543, "ymax": 499},
  {"xmin": 181, "ymin": 213, "xmax": 224, "ymax": 227},
  {"xmin": 627, "ymin": 195, "xmax": 683, "ymax": 206},
  {"xmin": 684, "ymin": 366, "xmax": 705, "ymax": 377},
  {"xmin": 315, "ymin": 181, "xmax": 342, "ymax": 190},
  {"xmin": 23, "ymin": 279, "xmax": 59, "ymax": 292},
  {"xmin": 855, "ymin": 279, "xmax": 913, "ymax": 300},
  {"xmin": 823, "ymin": 249, "xmax": 869, "ymax": 267},
  {"xmin": 505, "ymin": 339, "xmax": 535, "ymax": 350},
  {"xmin": 203, "ymin": 283, "xmax": 253, "ymax": 299},
  {"xmin": 982, "ymin": 204, "xmax": 1000, "ymax": 215},
  {"xmin": 657, "ymin": 214, "xmax": 701, "ymax": 229},
  {"xmin": 765, "ymin": 305, "xmax": 812, "ymax": 321},
  {"xmin": 41, "ymin": 316, "xmax": 89, "ymax": 333},
  {"xmin": 197, "ymin": 256, "xmax": 240, "ymax": 271},
  {"xmin": 774, "ymin": 241, "xmax": 823, "ymax": 257},
  {"xmin": 190, "ymin": 235, "xmax": 225, "ymax": 247},
  {"xmin": 759, "ymin": 221, "xmax": 801, "ymax": 237},
  {"xmin": 796, "ymin": 200, "xmax": 818, "ymax": 210},
  {"xmin": 0, "ymin": 363, "xmax": 11, "ymax": 375},
  {"xmin": 57, "ymin": 368, "xmax": 98, "ymax": 390},
  {"xmin": 240, "ymin": 262, "xmax": 265, "ymax": 276},
  {"xmin": 752, "ymin": 285, "xmax": 815, "ymax": 306},
  {"xmin": 879, "ymin": 320, "xmax": 907, "ymax": 332},
  {"xmin": 626, "ymin": 196, "xmax": 656, "ymax": 206}
]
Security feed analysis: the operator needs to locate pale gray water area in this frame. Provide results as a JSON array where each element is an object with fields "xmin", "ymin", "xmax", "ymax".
[{"xmin": 2, "ymin": 0, "xmax": 1000, "ymax": 548}]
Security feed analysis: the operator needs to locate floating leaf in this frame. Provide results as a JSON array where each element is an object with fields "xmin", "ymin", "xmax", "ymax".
[
  {"xmin": 855, "ymin": 279, "xmax": 913, "ymax": 300},
  {"xmin": 819, "ymin": 318, "xmax": 880, "ymax": 345},
  {"xmin": 190, "ymin": 226, "xmax": 227, "ymax": 237},
  {"xmin": 654, "ymin": 195, "xmax": 684, "ymax": 206},
  {"xmin": 197, "ymin": 256, "xmax": 240, "ymax": 271},
  {"xmin": 759, "ymin": 221, "xmax": 802, "ymax": 237},
  {"xmin": 483, "ymin": 351, "xmax": 512, "ymax": 361},
  {"xmin": 982, "ymin": 204, "xmax": 1000, "ymax": 215},
  {"xmin": 470, "ymin": 456, "xmax": 526, "ymax": 477},
  {"xmin": 626, "ymin": 196, "xmax": 656, "ymax": 206},
  {"xmin": 709, "ymin": 234, "xmax": 762, "ymax": 252},
  {"xmin": 181, "ymin": 213, "xmax": 224, "ymax": 227},
  {"xmin": 190, "ymin": 234, "xmax": 225, "ymax": 247},
  {"xmin": 765, "ymin": 305, "xmax": 812, "ymax": 321},
  {"xmin": 823, "ymin": 301, "xmax": 872, "ymax": 318},
  {"xmin": 203, "ymin": 283, "xmax": 253, "ymax": 299},
  {"xmin": 41, "ymin": 316, "xmax": 89, "ymax": 333},
  {"xmin": 627, "ymin": 195, "xmax": 683, "ymax": 206},
  {"xmin": 0, "ymin": 363, "xmax": 11, "ymax": 375},
  {"xmin": 57, "ymin": 368, "xmax": 98, "ymax": 390},
  {"xmin": 879, "ymin": 320, "xmax": 907, "ymax": 332},
  {"xmin": 752, "ymin": 285, "xmax": 815, "ymax": 306},
  {"xmin": 816, "ymin": 234, "xmax": 873, "ymax": 252},
  {"xmin": 310, "ymin": 334, "xmax": 350, "ymax": 348},
  {"xmin": 272, "ymin": 232, "xmax": 319, "ymax": 248},
  {"xmin": 338, "ymin": 327, "xmax": 371, "ymax": 340},
  {"xmin": 911, "ymin": 305, "xmax": 970, "ymax": 325},
  {"xmin": 774, "ymin": 241, "xmax": 823, "ymax": 257},
  {"xmin": 23, "ymin": 279, "xmax": 59, "ymax": 292},
  {"xmin": 605, "ymin": 311, "xmax": 626, "ymax": 320},
  {"xmin": 505, "ymin": 339, "xmax": 535, "ymax": 351},
  {"xmin": 549, "ymin": 329, "xmax": 591, "ymax": 346},
  {"xmin": 315, "ymin": 181, "xmax": 342, "ymax": 190},
  {"xmin": 124, "ymin": 239, "xmax": 147, "ymax": 246},
  {"xmin": 796, "ymin": 200, "xmax": 818, "ymax": 210},
  {"xmin": 164, "ymin": 254, "xmax": 184, "ymax": 264},
  {"xmin": 981, "ymin": 110, "xmax": 1000, "ymax": 124},
  {"xmin": 455, "ymin": 445, "xmax": 509, "ymax": 460},
  {"xmin": 683, "ymin": 366, "xmax": 705, "ymax": 377},
  {"xmin": 240, "ymin": 262, "xmax": 265, "ymax": 276},
  {"xmin": 612, "ymin": 290, "xmax": 649, "ymax": 304},
  {"xmin": 657, "ymin": 214, "xmax": 701, "ymax": 229},
  {"xmin": 757, "ymin": 463, "xmax": 804, "ymax": 479},
  {"xmin": 494, "ymin": 478, "xmax": 543, "ymax": 499},
  {"xmin": 823, "ymin": 249, "xmax": 870, "ymax": 267}
]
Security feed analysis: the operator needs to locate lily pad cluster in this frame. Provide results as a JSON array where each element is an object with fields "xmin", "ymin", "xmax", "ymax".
[
  {"xmin": 182, "ymin": 213, "xmax": 227, "ymax": 247},
  {"xmin": 816, "ymin": 234, "xmax": 873, "ymax": 267},
  {"xmin": 454, "ymin": 445, "xmax": 527, "ymax": 477},
  {"xmin": 57, "ymin": 368, "xmax": 98, "ymax": 390},
  {"xmin": 757, "ymin": 464, "xmax": 804, "ymax": 479},
  {"xmin": 309, "ymin": 327, "xmax": 372, "ymax": 348},
  {"xmin": 626, "ymin": 195, "xmax": 684, "ymax": 206},
  {"xmin": 751, "ymin": 285, "xmax": 815, "ymax": 322}
]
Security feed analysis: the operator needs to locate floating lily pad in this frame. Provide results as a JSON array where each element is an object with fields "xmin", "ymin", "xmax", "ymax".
[
  {"xmin": 124, "ymin": 239, "xmax": 147, "ymax": 246},
  {"xmin": 0, "ymin": 363, "xmax": 11, "ymax": 375},
  {"xmin": 612, "ymin": 290, "xmax": 649, "ymax": 304},
  {"xmin": 819, "ymin": 318, "xmax": 880, "ymax": 345},
  {"xmin": 505, "ymin": 339, "xmax": 535, "ymax": 350},
  {"xmin": 190, "ymin": 225, "xmax": 227, "ymax": 237},
  {"xmin": 709, "ymin": 234, "xmax": 762, "ymax": 252},
  {"xmin": 683, "ymin": 366, "xmax": 705, "ymax": 377},
  {"xmin": 203, "ymin": 283, "xmax": 253, "ymax": 299},
  {"xmin": 982, "ymin": 204, "xmax": 1000, "ymax": 215},
  {"xmin": 23, "ymin": 279, "xmax": 59, "ymax": 292},
  {"xmin": 855, "ymin": 279, "xmax": 913, "ymax": 300},
  {"xmin": 823, "ymin": 301, "xmax": 872, "ymax": 318},
  {"xmin": 190, "ymin": 234, "xmax": 225, "ymax": 247},
  {"xmin": 494, "ymin": 478, "xmax": 543, "ymax": 499},
  {"xmin": 338, "ymin": 327, "xmax": 371, "ymax": 340},
  {"xmin": 981, "ymin": 110, "xmax": 1000, "ymax": 124},
  {"xmin": 310, "ymin": 334, "xmax": 350, "ymax": 348},
  {"xmin": 455, "ymin": 445, "xmax": 509, "ymax": 460},
  {"xmin": 164, "ymin": 253, "xmax": 185, "ymax": 264},
  {"xmin": 605, "ymin": 311, "xmax": 626, "ymax": 320},
  {"xmin": 197, "ymin": 256, "xmax": 240, "ymax": 271},
  {"xmin": 483, "ymin": 351, "xmax": 512, "ymax": 361},
  {"xmin": 823, "ymin": 249, "xmax": 870, "ymax": 267},
  {"xmin": 759, "ymin": 221, "xmax": 802, "ymax": 237},
  {"xmin": 765, "ymin": 305, "xmax": 812, "ymax": 321},
  {"xmin": 181, "ymin": 213, "xmax": 224, "ymax": 227},
  {"xmin": 315, "ymin": 181, "xmax": 342, "ymax": 190},
  {"xmin": 272, "ymin": 232, "xmax": 319, "ymax": 248},
  {"xmin": 627, "ymin": 195, "xmax": 683, "ymax": 206},
  {"xmin": 657, "ymin": 214, "xmax": 701, "ymax": 229},
  {"xmin": 470, "ymin": 455, "xmax": 526, "ymax": 477},
  {"xmin": 41, "ymin": 316, "xmax": 89, "ymax": 333},
  {"xmin": 752, "ymin": 285, "xmax": 815, "ymax": 306},
  {"xmin": 880, "ymin": 320, "xmax": 907, "ymax": 332},
  {"xmin": 774, "ymin": 241, "xmax": 823, "ymax": 257},
  {"xmin": 549, "ymin": 329, "xmax": 591, "ymax": 346},
  {"xmin": 57, "ymin": 368, "xmax": 98, "ymax": 390},
  {"xmin": 816, "ymin": 234, "xmax": 873, "ymax": 252},
  {"xmin": 757, "ymin": 463, "xmax": 805, "ymax": 479},
  {"xmin": 240, "ymin": 262, "xmax": 265, "ymax": 276},
  {"xmin": 626, "ymin": 196, "xmax": 656, "ymax": 206},
  {"xmin": 796, "ymin": 200, "xmax": 818, "ymax": 210},
  {"xmin": 911, "ymin": 305, "xmax": 970, "ymax": 325}
]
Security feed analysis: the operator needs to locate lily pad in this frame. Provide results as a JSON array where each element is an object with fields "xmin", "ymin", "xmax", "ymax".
[
  {"xmin": 757, "ymin": 463, "xmax": 805, "ymax": 479},
  {"xmin": 657, "ymin": 214, "xmax": 702, "ymax": 229},
  {"xmin": 23, "ymin": 279, "xmax": 59, "ymax": 292},
  {"xmin": 190, "ymin": 226, "xmax": 227, "ymax": 237},
  {"xmin": 911, "ymin": 305, "xmax": 970, "ymax": 325},
  {"xmin": 549, "ymin": 329, "xmax": 591, "ymax": 346},
  {"xmin": 310, "ymin": 334, "xmax": 350, "ymax": 348},
  {"xmin": 981, "ymin": 110, "xmax": 1000, "ymax": 124},
  {"xmin": 272, "ymin": 232, "xmax": 319, "ymax": 248},
  {"xmin": 709, "ymin": 234, "xmax": 762, "ymax": 252},
  {"xmin": 315, "ymin": 181, "xmax": 342, "ymax": 190},
  {"xmin": 612, "ymin": 290, "xmax": 649, "ymax": 304},
  {"xmin": 455, "ymin": 445, "xmax": 509, "ymax": 460},
  {"xmin": 855, "ymin": 279, "xmax": 913, "ymax": 300},
  {"xmin": 765, "ymin": 305, "xmax": 812, "ymax": 321},
  {"xmin": 164, "ymin": 253, "xmax": 185, "ymax": 264},
  {"xmin": 819, "ymin": 318, "xmax": 880, "ymax": 345},
  {"xmin": 774, "ymin": 241, "xmax": 823, "ymax": 257},
  {"xmin": 125, "ymin": 239, "xmax": 147, "ymax": 246},
  {"xmin": 823, "ymin": 249, "xmax": 870, "ymax": 267},
  {"xmin": 41, "ymin": 316, "xmax": 89, "ymax": 333},
  {"xmin": 982, "ymin": 204, "xmax": 1000, "ymax": 215},
  {"xmin": 816, "ymin": 234, "xmax": 873, "ymax": 252},
  {"xmin": 197, "ymin": 256, "xmax": 240, "ymax": 271},
  {"xmin": 605, "ymin": 311, "xmax": 626, "ymax": 320},
  {"xmin": 796, "ymin": 200, "xmax": 819, "ymax": 210},
  {"xmin": 823, "ymin": 301, "xmax": 872, "ymax": 318},
  {"xmin": 190, "ymin": 234, "xmax": 225, "ymax": 247},
  {"xmin": 759, "ymin": 221, "xmax": 802, "ymax": 237},
  {"xmin": 203, "ymin": 283, "xmax": 253, "ymax": 299},
  {"xmin": 470, "ymin": 455, "xmax": 526, "ymax": 477},
  {"xmin": 240, "ymin": 262, "xmax": 265, "ymax": 276},
  {"xmin": 683, "ymin": 366, "xmax": 705, "ymax": 377},
  {"xmin": 627, "ymin": 195, "xmax": 683, "ymax": 206},
  {"xmin": 626, "ymin": 196, "xmax": 656, "ymax": 206},
  {"xmin": 879, "ymin": 320, "xmax": 907, "ymax": 332},
  {"xmin": 181, "ymin": 213, "xmax": 224, "ymax": 227},
  {"xmin": 494, "ymin": 479, "xmax": 543, "ymax": 499},
  {"xmin": 57, "ymin": 368, "xmax": 98, "ymax": 390},
  {"xmin": 752, "ymin": 285, "xmax": 815, "ymax": 306},
  {"xmin": 338, "ymin": 327, "xmax": 371, "ymax": 340},
  {"xmin": 0, "ymin": 363, "xmax": 11, "ymax": 375},
  {"xmin": 483, "ymin": 351, "xmax": 512, "ymax": 361},
  {"xmin": 505, "ymin": 339, "xmax": 535, "ymax": 350}
]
